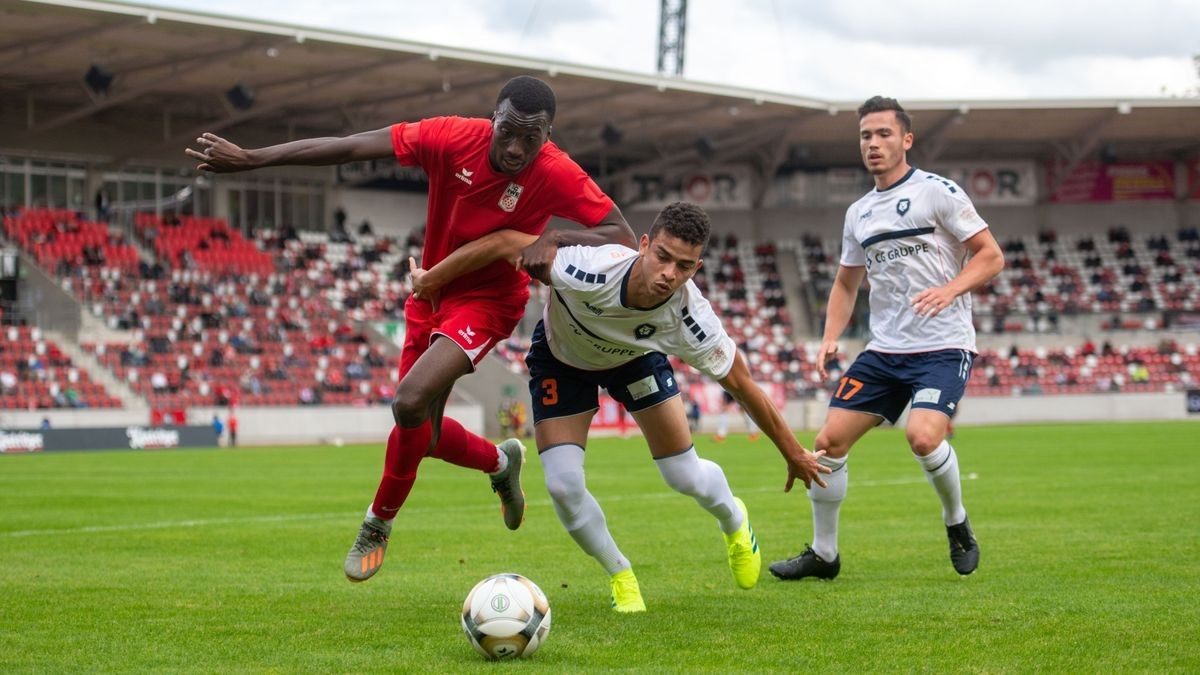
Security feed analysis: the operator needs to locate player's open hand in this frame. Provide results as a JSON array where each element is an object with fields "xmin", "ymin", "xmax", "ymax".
[
  {"xmin": 911, "ymin": 285, "xmax": 957, "ymax": 317},
  {"xmin": 816, "ymin": 339, "xmax": 839, "ymax": 380},
  {"xmin": 185, "ymin": 133, "xmax": 252, "ymax": 173},
  {"xmin": 785, "ymin": 448, "xmax": 830, "ymax": 492}
]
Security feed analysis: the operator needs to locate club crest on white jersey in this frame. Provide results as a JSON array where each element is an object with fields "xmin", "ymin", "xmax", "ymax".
[{"xmin": 841, "ymin": 167, "xmax": 989, "ymax": 353}]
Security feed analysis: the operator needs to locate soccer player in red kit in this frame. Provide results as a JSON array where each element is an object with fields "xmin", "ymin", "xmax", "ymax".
[{"xmin": 187, "ymin": 76, "xmax": 636, "ymax": 581}]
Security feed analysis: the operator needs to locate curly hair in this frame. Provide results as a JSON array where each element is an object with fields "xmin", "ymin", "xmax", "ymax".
[
  {"xmin": 858, "ymin": 95, "xmax": 912, "ymax": 134},
  {"xmin": 649, "ymin": 201, "xmax": 711, "ymax": 252},
  {"xmin": 496, "ymin": 76, "xmax": 557, "ymax": 121}
]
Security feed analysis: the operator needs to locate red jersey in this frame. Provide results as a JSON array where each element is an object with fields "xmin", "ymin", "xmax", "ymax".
[{"xmin": 391, "ymin": 117, "xmax": 614, "ymax": 301}]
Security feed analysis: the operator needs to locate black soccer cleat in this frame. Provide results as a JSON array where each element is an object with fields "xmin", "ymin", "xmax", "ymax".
[
  {"xmin": 768, "ymin": 545, "xmax": 840, "ymax": 581},
  {"xmin": 946, "ymin": 517, "xmax": 979, "ymax": 575}
]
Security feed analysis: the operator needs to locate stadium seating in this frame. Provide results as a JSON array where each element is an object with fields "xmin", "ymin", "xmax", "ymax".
[
  {"xmin": 8, "ymin": 213, "xmax": 405, "ymax": 409},
  {"xmin": 0, "ymin": 325, "xmax": 122, "ymax": 409},
  {"xmin": 262, "ymin": 228, "xmax": 415, "ymax": 322},
  {"xmin": 71, "ymin": 263, "xmax": 399, "ymax": 408},
  {"xmin": 786, "ymin": 228, "xmax": 1200, "ymax": 334},
  {"xmin": 965, "ymin": 340, "xmax": 1198, "ymax": 396},
  {"xmin": 135, "ymin": 214, "xmax": 273, "ymax": 276},
  {"xmin": 3, "ymin": 208, "xmax": 140, "ymax": 273},
  {"xmin": 973, "ymin": 228, "xmax": 1200, "ymax": 333},
  {"xmin": 760, "ymin": 232, "xmax": 1200, "ymax": 397},
  {"xmin": 6, "ymin": 206, "xmax": 1198, "ymax": 410}
]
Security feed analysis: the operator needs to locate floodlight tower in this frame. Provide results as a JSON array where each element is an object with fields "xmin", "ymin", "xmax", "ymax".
[{"xmin": 657, "ymin": 0, "xmax": 687, "ymax": 77}]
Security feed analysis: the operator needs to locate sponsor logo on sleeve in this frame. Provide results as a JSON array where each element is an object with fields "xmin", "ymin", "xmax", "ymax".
[{"xmin": 695, "ymin": 344, "xmax": 730, "ymax": 375}]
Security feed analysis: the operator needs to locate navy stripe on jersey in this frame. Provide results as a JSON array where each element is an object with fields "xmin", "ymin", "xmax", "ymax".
[
  {"xmin": 861, "ymin": 226, "xmax": 935, "ymax": 249},
  {"xmin": 552, "ymin": 289, "xmax": 607, "ymax": 341},
  {"xmin": 681, "ymin": 306, "xmax": 708, "ymax": 342},
  {"xmin": 564, "ymin": 264, "xmax": 607, "ymax": 285}
]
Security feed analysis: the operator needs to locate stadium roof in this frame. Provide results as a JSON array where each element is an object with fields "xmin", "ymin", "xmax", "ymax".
[{"xmin": 2, "ymin": 0, "xmax": 1199, "ymax": 191}]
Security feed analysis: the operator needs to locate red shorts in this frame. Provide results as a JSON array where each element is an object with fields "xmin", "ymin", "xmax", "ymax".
[{"xmin": 398, "ymin": 293, "xmax": 527, "ymax": 378}]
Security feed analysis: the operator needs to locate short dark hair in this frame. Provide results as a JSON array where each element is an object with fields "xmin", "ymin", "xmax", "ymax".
[
  {"xmin": 496, "ymin": 76, "xmax": 556, "ymax": 121},
  {"xmin": 649, "ymin": 202, "xmax": 711, "ymax": 252},
  {"xmin": 858, "ymin": 95, "xmax": 911, "ymax": 134}
]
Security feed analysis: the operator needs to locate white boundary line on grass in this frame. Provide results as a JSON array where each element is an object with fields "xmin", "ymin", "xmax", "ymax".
[{"xmin": 1, "ymin": 473, "xmax": 977, "ymax": 538}]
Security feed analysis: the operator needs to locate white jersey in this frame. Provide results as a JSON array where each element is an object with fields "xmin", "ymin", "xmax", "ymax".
[
  {"xmin": 544, "ymin": 244, "xmax": 737, "ymax": 380},
  {"xmin": 841, "ymin": 167, "xmax": 989, "ymax": 353}
]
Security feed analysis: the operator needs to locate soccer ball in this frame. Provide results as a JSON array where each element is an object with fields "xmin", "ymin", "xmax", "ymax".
[{"xmin": 461, "ymin": 573, "xmax": 552, "ymax": 660}]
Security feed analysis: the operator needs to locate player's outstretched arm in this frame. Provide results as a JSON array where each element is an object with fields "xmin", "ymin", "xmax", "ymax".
[
  {"xmin": 817, "ymin": 264, "xmax": 866, "ymax": 379},
  {"xmin": 911, "ymin": 228, "xmax": 1005, "ymax": 317},
  {"xmin": 185, "ymin": 127, "xmax": 394, "ymax": 173},
  {"xmin": 717, "ymin": 351, "xmax": 829, "ymax": 491},
  {"xmin": 521, "ymin": 205, "xmax": 636, "ymax": 284},
  {"xmin": 413, "ymin": 229, "xmax": 540, "ymax": 300}
]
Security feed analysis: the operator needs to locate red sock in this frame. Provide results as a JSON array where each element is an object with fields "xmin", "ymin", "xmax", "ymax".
[
  {"xmin": 370, "ymin": 422, "xmax": 432, "ymax": 520},
  {"xmin": 430, "ymin": 416, "xmax": 500, "ymax": 473}
]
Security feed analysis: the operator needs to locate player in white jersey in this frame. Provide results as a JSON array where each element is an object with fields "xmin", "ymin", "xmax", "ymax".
[
  {"xmin": 412, "ymin": 202, "xmax": 829, "ymax": 611},
  {"xmin": 769, "ymin": 96, "xmax": 1004, "ymax": 582}
]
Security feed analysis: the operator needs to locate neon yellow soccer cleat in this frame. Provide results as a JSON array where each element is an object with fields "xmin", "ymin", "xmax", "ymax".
[
  {"xmin": 724, "ymin": 497, "xmax": 761, "ymax": 589},
  {"xmin": 609, "ymin": 568, "xmax": 647, "ymax": 613}
]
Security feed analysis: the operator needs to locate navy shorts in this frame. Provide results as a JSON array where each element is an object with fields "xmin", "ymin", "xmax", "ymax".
[
  {"xmin": 525, "ymin": 321, "xmax": 680, "ymax": 423},
  {"xmin": 829, "ymin": 349, "xmax": 974, "ymax": 424}
]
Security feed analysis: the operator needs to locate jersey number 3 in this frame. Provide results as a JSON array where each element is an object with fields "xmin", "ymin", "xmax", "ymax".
[
  {"xmin": 834, "ymin": 377, "xmax": 863, "ymax": 401},
  {"xmin": 541, "ymin": 378, "xmax": 559, "ymax": 406}
]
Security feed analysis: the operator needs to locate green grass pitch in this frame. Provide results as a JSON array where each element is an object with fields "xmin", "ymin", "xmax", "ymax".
[{"xmin": 2, "ymin": 421, "xmax": 1198, "ymax": 672}]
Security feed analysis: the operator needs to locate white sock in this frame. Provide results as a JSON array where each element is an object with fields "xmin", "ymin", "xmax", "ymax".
[
  {"xmin": 808, "ymin": 455, "xmax": 847, "ymax": 561},
  {"xmin": 717, "ymin": 412, "xmax": 729, "ymax": 437},
  {"xmin": 364, "ymin": 507, "xmax": 392, "ymax": 530},
  {"xmin": 915, "ymin": 440, "xmax": 967, "ymax": 526},
  {"xmin": 541, "ymin": 444, "xmax": 630, "ymax": 575},
  {"xmin": 489, "ymin": 446, "xmax": 508, "ymax": 476},
  {"xmin": 654, "ymin": 447, "xmax": 741, "ymax": 534}
]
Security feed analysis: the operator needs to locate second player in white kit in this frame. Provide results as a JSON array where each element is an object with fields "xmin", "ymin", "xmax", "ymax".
[{"xmin": 770, "ymin": 96, "xmax": 1004, "ymax": 582}]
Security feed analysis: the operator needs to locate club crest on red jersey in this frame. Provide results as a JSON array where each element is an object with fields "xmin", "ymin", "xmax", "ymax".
[{"xmin": 499, "ymin": 182, "xmax": 524, "ymax": 212}]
